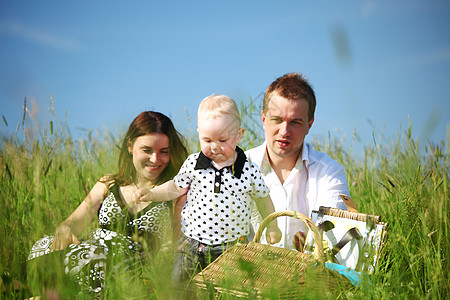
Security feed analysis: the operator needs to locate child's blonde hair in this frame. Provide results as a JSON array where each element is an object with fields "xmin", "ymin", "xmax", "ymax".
[{"xmin": 197, "ymin": 94, "xmax": 241, "ymax": 129}]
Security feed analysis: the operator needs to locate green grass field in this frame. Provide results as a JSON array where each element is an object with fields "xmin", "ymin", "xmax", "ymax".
[{"xmin": 1, "ymin": 102, "xmax": 448, "ymax": 299}]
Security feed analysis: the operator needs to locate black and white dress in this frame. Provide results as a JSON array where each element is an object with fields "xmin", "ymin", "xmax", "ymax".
[{"xmin": 27, "ymin": 184, "xmax": 171, "ymax": 294}]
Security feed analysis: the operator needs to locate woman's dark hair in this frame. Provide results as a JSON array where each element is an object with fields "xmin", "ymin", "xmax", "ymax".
[{"xmin": 105, "ymin": 111, "xmax": 188, "ymax": 187}]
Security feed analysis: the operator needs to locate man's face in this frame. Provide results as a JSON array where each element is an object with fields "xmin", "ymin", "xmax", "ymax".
[{"xmin": 262, "ymin": 94, "xmax": 314, "ymax": 162}]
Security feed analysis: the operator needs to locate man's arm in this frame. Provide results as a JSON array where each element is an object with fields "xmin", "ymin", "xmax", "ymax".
[{"xmin": 316, "ymin": 162, "xmax": 350, "ymax": 210}]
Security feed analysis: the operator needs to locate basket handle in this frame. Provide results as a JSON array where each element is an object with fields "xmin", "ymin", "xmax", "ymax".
[{"xmin": 253, "ymin": 210, "xmax": 325, "ymax": 263}]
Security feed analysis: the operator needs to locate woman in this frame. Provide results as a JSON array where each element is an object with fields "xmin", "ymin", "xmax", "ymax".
[{"xmin": 26, "ymin": 111, "xmax": 188, "ymax": 297}]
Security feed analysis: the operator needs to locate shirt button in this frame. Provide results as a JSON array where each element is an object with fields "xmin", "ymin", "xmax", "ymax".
[
  {"xmin": 215, "ymin": 182, "xmax": 220, "ymax": 187},
  {"xmin": 216, "ymin": 172, "xmax": 220, "ymax": 176}
]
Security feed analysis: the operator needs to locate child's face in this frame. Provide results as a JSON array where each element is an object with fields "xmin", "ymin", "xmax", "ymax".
[{"xmin": 197, "ymin": 114, "xmax": 243, "ymax": 165}]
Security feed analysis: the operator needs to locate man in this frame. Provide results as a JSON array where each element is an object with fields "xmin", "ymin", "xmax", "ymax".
[{"xmin": 246, "ymin": 72, "xmax": 351, "ymax": 250}]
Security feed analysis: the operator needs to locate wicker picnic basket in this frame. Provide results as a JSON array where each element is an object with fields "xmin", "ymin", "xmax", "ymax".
[
  {"xmin": 305, "ymin": 206, "xmax": 388, "ymax": 273},
  {"xmin": 193, "ymin": 211, "xmax": 352, "ymax": 298}
]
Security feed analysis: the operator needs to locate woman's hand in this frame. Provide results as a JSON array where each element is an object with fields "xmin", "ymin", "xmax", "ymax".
[{"xmin": 51, "ymin": 224, "xmax": 80, "ymax": 251}]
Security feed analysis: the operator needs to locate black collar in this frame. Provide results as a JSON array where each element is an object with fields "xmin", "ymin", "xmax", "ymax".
[{"xmin": 194, "ymin": 146, "xmax": 246, "ymax": 179}]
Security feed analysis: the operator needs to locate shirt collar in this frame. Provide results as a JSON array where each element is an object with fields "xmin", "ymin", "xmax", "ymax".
[
  {"xmin": 260, "ymin": 143, "xmax": 272, "ymax": 176},
  {"xmin": 297, "ymin": 141, "xmax": 310, "ymax": 169},
  {"xmin": 260, "ymin": 142, "xmax": 312, "ymax": 176},
  {"xmin": 194, "ymin": 146, "xmax": 246, "ymax": 179}
]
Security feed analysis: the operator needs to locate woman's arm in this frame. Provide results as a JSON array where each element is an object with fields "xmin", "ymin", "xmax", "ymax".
[{"xmin": 51, "ymin": 180, "xmax": 107, "ymax": 250}]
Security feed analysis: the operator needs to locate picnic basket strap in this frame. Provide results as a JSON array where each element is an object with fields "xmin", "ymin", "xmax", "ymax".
[
  {"xmin": 331, "ymin": 227, "xmax": 363, "ymax": 256},
  {"xmin": 339, "ymin": 194, "xmax": 358, "ymax": 213},
  {"xmin": 254, "ymin": 210, "xmax": 325, "ymax": 263}
]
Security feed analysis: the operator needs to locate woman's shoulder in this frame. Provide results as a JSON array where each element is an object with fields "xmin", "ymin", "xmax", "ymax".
[
  {"xmin": 93, "ymin": 175, "xmax": 117, "ymax": 196},
  {"xmin": 98, "ymin": 174, "xmax": 114, "ymax": 184}
]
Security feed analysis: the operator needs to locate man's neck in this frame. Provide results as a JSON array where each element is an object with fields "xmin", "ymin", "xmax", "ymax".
[{"xmin": 266, "ymin": 148, "xmax": 302, "ymax": 184}]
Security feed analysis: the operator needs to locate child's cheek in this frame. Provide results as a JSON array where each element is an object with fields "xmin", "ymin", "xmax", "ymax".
[{"xmin": 200, "ymin": 143, "xmax": 209, "ymax": 154}]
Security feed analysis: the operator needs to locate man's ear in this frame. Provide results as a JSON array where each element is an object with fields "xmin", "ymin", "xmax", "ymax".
[
  {"xmin": 261, "ymin": 110, "xmax": 269, "ymax": 131},
  {"xmin": 306, "ymin": 117, "xmax": 314, "ymax": 134},
  {"xmin": 261, "ymin": 110, "xmax": 266, "ymax": 123}
]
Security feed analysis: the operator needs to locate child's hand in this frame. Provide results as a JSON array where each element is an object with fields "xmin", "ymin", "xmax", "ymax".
[
  {"xmin": 133, "ymin": 188, "xmax": 152, "ymax": 204},
  {"xmin": 266, "ymin": 225, "xmax": 282, "ymax": 244}
]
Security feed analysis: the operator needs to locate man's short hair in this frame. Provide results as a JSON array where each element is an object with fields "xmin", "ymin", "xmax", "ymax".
[{"xmin": 263, "ymin": 72, "xmax": 316, "ymax": 121}]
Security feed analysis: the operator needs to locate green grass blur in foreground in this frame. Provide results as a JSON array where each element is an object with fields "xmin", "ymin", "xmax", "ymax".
[{"xmin": 0, "ymin": 100, "xmax": 448, "ymax": 299}]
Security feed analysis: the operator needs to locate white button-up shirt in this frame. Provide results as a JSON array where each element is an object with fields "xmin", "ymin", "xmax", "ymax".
[{"xmin": 246, "ymin": 142, "xmax": 350, "ymax": 250}]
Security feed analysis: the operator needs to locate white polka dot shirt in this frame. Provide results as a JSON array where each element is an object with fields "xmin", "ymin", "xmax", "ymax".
[{"xmin": 174, "ymin": 146, "xmax": 269, "ymax": 245}]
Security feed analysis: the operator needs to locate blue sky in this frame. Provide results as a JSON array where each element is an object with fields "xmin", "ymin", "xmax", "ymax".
[{"xmin": 1, "ymin": 0, "xmax": 449, "ymax": 154}]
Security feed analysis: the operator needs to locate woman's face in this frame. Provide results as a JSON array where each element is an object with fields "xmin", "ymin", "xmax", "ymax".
[{"xmin": 128, "ymin": 133, "xmax": 170, "ymax": 184}]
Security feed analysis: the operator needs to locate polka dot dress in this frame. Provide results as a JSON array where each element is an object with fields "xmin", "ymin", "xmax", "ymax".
[
  {"xmin": 174, "ymin": 146, "xmax": 269, "ymax": 245},
  {"xmin": 28, "ymin": 184, "xmax": 171, "ymax": 295}
]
